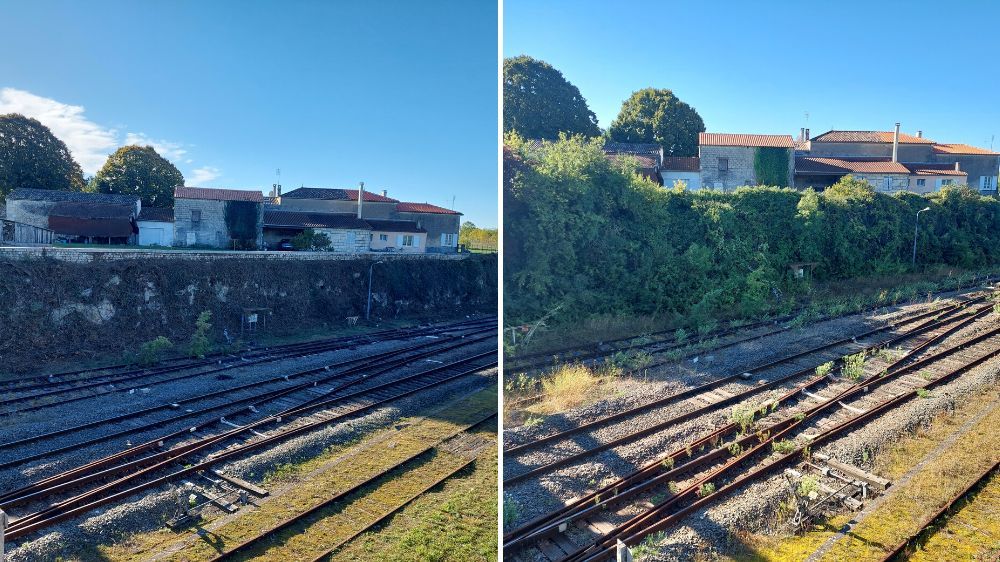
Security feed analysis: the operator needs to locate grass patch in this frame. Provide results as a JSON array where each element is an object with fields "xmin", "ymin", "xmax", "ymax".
[{"xmin": 526, "ymin": 362, "xmax": 619, "ymax": 414}]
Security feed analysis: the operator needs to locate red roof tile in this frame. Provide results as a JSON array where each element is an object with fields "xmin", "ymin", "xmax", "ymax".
[
  {"xmin": 932, "ymin": 143, "xmax": 1000, "ymax": 155},
  {"xmin": 662, "ymin": 157, "xmax": 700, "ymax": 172},
  {"xmin": 137, "ymin": 207, "xmax": 174, "ymax": 222},
  {"xmin": 175, "ymin": 187, "xmax": 263, "ymax": 203},
  {"xmin": 396, "ymin": 202, "xmax": 461, "ymax": 215},
  {"xmin": 908, "ymin": 168, "xmax": 967, "ymax": 176},
  {"xmin": 795, "ymin": 157, "xmax": 910, "ymax": 174},
  {"xmin": 811, "ymin": 130, "xmax": 935, "ymax": 144},
  {"xmin": 699, "ymin": 133, "xmax": 794, "ymax": 148},
  {"xmin": 342, "ymin": 189, "xmax": 399, "ymax": 203}
]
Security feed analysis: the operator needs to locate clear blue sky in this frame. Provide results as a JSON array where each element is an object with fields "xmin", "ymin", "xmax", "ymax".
[
  {"xmin": 505, "ymin": 0, "xmax": 1000, "ymax": 151},
  {"xmin": 1, "ymin": 0, "xmax": 498, "ymax": 227}
]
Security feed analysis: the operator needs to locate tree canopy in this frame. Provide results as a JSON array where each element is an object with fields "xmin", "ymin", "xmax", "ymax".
[
  {"xmin": 92, "ymin": 145, "xmax": 184, "ymax": 207},
  {"xmin": 459, "ymin": 221, "xmax": 498, "ymax": 250},
  {"xmin": 503, "ymin": 56, "xmax": 601, "ymax": 140},
  {"xmin": 0, "ymin": 113, "xmax": 85, "ymax": 200},
  {"xmin": 607, "ymin": 88, "xmax": 705, "ymax": 156}
]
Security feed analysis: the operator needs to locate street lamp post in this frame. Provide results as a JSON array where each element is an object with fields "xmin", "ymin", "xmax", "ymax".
[
  {"xmin": 366, "ymin": 260, "xmax": 385, "ymax": 321},
  {"xmin": 912, "ymin": 207, "xmax": 930, "ymax": 267}
]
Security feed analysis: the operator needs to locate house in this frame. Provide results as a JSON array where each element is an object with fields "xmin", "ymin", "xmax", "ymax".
[
  {"xmin": 173, "ymin": 187, "xmax": 264, "ymax": 249},
  {"xmin": 262, "ymin": 208, "xmax": 370, "ymax": 252},
  {"xmin": 794, "ymin": 158, "xmax": 912, "ymax": 191},
  {"xmin": 698, "ymin": 133, "xmax": 795, "ymax": 190},
  {"xmin": 659, "ymin": 157, "xmax": 701, "ymax": 190},
  {"xmin": 931, "ymin": 143, "xmax": 1000, "ymax": 193},
  {"xmin": 394, "ymin": 202, "xmax": 461, "ymax": 252},
  {"xmin": 136, "ymin": 207, "xmax": 174, "ymax": 246},
  {"xmin": 279, "ymin": 187, "xmax": 399, "ymax": 218},
  {"xmin": 5, "ymin": 188, "xmax": 140, "ymax": 244},
  {"xmin": 366, "ymin": 219, "xmax": 427, "ymax": 252},
  {"xmin": 903, "ymin": 163, "xmax": 967, "ymax": 194}
]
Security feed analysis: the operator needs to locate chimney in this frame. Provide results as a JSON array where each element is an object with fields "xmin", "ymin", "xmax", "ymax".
[
  {"xmin": 357, "ymin": 181, "xmax": 365, "ymax": 219},
  {"xmin": 955, "ymin": 161, "xmax": 961, "ymax": 171},
  {"xmin": 804, "ymin": 128, "xmax": 810, "ymax": 140},
  {"xmin": 892, "ymin": 123, "xmax": 900, "ymax": 162},
  {"xmin": 800, "ymin": 127, "xmax": 805, "ymax": 141},
  {"xmin": 382, "ymin": 189, "xmax": 388, "ymax": 197},
  {"xmin": 917, "ymin": 130, "xmax": 923, "ymax": 138}
]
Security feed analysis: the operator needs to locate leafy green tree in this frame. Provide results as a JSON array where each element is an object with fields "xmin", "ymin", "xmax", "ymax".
[
  {"xmin": 607, "ymin": 88, "xmax": 705, "ymax": 156},
  {"xmin": 0, "ymin": 113, "xmax": 85, "ymax": 200},
  {"xmin": 291, "ymin": 228, "xmax": 332, "ymax": 251},
  {"xmin": 189, "ymin": 311, "xmax": 213, "ymax": 358},
  {"xmin": 503, "ymin": 56, "xmax": 601, "ymax": 139},
  {"xmin": 92, "ymin": 145, "xmax": 184, "ymax": 207},
  {"xmin": 459, "ymin": 221, "xmax": 498, "ymax": 250}
]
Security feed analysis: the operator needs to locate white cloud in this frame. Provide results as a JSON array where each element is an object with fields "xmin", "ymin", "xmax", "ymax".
[
  {"xmin": 189, "ymin": 166, "xmax": 221, "ymax": 185},
  {"xmin": 0, "ymin": 87, "xmax": 118, "ymax": 174},
  {"xmin": 124, "ymin": 132, "xmax": 187, "ymax": 163}
]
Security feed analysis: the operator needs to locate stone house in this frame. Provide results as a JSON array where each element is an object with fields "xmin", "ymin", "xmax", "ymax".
[
  {"xmin": 366, "ymin": 219, "xmax": 427, "ymax": 253},
  {"xmin": 262, "ymin": 209, "xmax": 370, "ymax": 252},
  {"xmin": 698, "ymin": 133, "xmax": 795, "ymax": 190},
  {"xmin": 794, "ymin": 158, "xmax": 912, "ymax": 191},
  {"xmin": 394, "ymin": 202, "xmax": 461, "ymax": 252},
  {"xmin": 173, "ymin": 187, "xmax": 263, "ymax": 249}
]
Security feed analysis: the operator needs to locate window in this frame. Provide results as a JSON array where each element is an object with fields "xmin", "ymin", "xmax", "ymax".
[
  {"xmin": 883, "ymin": 177, "xmax": 892, "ymax": 191},
  {"xmin": 191, "ymin": 209, "xmax": 201, "ymax": 224},
  {"xmin": 379, "ymin": 234, "xmax": 388, "ymax": 241},
  {"xmin": 916, "ymin": 179, "xmax": 926, "ymax": 187},
  {"xmin": 402, "ymin": 234, "xmax": 414, "ymax": 247},
  {"xmin": 444, "ymin": 233, "xmax": 455, "ymax": 245},
  {"xmin": 981, "ymin": 176, "xmax": 997, "ymax": 190},
  {"xmin": 942, "ymin": 179, "xmax": 954, "ymax": 186},
  {"xmin": 718, "ymin": 158, "xmax": 729, "ymax": 171}
]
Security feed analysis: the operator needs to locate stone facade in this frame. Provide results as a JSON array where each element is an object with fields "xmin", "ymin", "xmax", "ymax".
[
  {"xmin": 5, "ymin": 199, "xmax": 56, "ymax": 229},
  {"xmin": 853, "ymin": 173, "xmax": 910, "ymax": 192},
  {"xmin": 698, "ymin": 146, "xmax": 794, "ymax": 190},
  {"xmin": 174, "ymin": 198, "xmax": 263, "ymax": 249},
  {"xmin": 314, "ymin": 228, "xmax": 370, "ymax": 252},
  {"xmin": 280, "ymin": 198, "xmax": 397, "ymax": 218}
]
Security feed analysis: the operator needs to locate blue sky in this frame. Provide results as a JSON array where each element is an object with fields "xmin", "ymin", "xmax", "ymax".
[
  {"xmin": 1, "ymin": 0, "xmax": 498, "ymax": 226},
  {"xmin": 504, "ymin": 0, "xmax": 1000, "ymax": 151}
]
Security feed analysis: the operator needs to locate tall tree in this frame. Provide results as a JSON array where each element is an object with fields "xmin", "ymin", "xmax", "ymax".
[
  {"xmin": 92, "ymin": 145, "xmax": 184, "ymax": 207},
  {"xmin": 608, "ymin": 88, "xmax": 705, "ymax": 156},
  {"xmin": 503, "ymin": 56, "xmax": 601, "ymax": 139},
  {"xmin": 0, "ymin": 113, "xmax": 85, "ymax": 200}
]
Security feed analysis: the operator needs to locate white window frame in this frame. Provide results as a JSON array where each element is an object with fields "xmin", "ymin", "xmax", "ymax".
[
  {"xmin": 402, "ymin": 234, "xmax": 414, "ymax": 247},
  {"xmin": 916, "ymin": 178, "xmax": 926, "ymax": 187},
  {"xmin": 379, "ymin": 234, "xmax": 388, "ymax": 241}
]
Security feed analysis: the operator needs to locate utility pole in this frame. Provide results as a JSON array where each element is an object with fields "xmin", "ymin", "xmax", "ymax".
[
  {"xmin": 913, "ymin": 207, "xmax": 930, "ymax": 267},
  {"xmin": 366, "ymin": 260, "xmax": 384, "ymax": 321}
]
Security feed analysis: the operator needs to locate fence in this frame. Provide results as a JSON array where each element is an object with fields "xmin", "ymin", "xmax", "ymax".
[{"xmin": 1, "ymin": 219, "xmax": 55, "ymax": 245}]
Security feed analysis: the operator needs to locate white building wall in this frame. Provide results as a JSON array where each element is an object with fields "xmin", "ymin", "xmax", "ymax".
[
  {"xmin": 137, "ymin": 221, "xmax": 174, "ymax": 246},
  {"xmin": 659, "ymin": 171, "xmax": 702, "ymax": 191}
]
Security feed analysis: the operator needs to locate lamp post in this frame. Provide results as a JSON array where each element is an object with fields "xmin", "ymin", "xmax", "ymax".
[
  {"xmin": 912, "ymin": 207, "xmax": 930, "ymax": 267},
  {"xmin": 366, "ymin": 260, "xmax": 385, "ymax": 321}
]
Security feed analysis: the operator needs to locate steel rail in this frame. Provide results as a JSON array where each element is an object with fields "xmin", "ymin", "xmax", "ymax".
[
  {"xmin": 3, "ymin": 357, "xmax": 497, "ymax": 539},
  {"xmin": 208, "ymin": 414, "xmax": 496, "ymax": 561},
  {"xmin": 504, "ymin": 304, "xmax": 992, "ymax": 553},
  {"xmin": 560, "ymin": 323, "xmax": 1000, "ymax": 561},
  {"xmin": 878, "ymin": 459, "xmax": 1000, "ymax": 562},
  {"xmin": 502, "ymin": 301, "xmax": 988, "ymax": 486},
  {"xmin": 0, "ymin": 328, "xmax": 496, "ymax": 471}
]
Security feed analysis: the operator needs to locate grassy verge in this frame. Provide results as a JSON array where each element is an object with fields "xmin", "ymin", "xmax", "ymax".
[
  {"xmin": 737, "ymin": 385, "xmax": 1000, "ymax": 561},
  {"xmin": 910, "ymin": 474, "xmax": 1000, "ymax": 561},
  {"xmin": 86, "ymin": 387, "xmax": 497, "ymax": 561},
  {"xmin": 507, "ymin": 265, "xmax": 994, "ymax": 359},
  {"xmin": 504, "ymin": 361, "xmax": 628, "ymax": 425}
]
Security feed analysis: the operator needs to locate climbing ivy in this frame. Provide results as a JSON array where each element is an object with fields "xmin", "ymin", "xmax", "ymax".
[
  {"xmin": 224, "ymin": 201, "xmax": 259, "ymax": 248},
  {"xmin": 754, "ymin": 147, "xmax": 790, "ymax": 187}
]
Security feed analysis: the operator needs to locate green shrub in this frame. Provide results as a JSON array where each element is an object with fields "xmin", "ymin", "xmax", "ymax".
[
  {"xmin": 698, "ymin": 482, "xmax": 716, "ymax": 497},
  {"xmin": 291, "ymin": 228, "xmax": 332, "ymax": 251},
  {"xmin": 138, "ymin": 336, "xmax": 173, "ymax": 366},
  {"xmin": 772, "ymin": 439, "xmax": 797, "ymax": 454},
  {"xmin": 731, "ymin": 404, "xmax": 757, "ymax": 434},
  {"xmin": 842, "ymin": 350, "xmax": 867, "ymax": 381},
  {"xmin": 189, "ymin": 310, "xmax": 213, "ymax": 358}
]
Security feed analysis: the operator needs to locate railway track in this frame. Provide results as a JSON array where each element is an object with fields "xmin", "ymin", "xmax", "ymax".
[
  {"xmin": 0, "ymin": 316, "xmax": 496, "ymax": 415},
  {"xmin": 879, "ymin": 459, "xmax": 1000, "ymax": 562},
  {"xmin": 1, "ymin": 323, "xmax": 498, "ymax": 543},
  {"xmin": 503, "ymin": 295, "xmax": 989, "ymax": 485},
  {"xmin": 0, "ymin": 323, "xmax": 496, "ymax": 473},
  {"xmin": 207, "ymin": 413, "xmax": 497, "ymax": 562},
  {"xmin": 504, "ymin": 280, "xmax": 993, "ymax": 376},
  {"xmin": 504, "ymin": 301, "xmax": 1000, "ymax": 561}
]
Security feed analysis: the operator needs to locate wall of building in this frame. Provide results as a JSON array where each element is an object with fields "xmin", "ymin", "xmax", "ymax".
[
  {"xmin": 174, "ymin": 199, "xmax": 263, "ymax": 248},
  {"xmin": 698, "ymin": 146, "xmax": 792, "ymax": 189},
  {"xmin": 137, "ymin": 220, "xmax": 174, "ymax": 246},
  {"xmin": 808, "ymin": 142, "xmax": 934, "ymax": 162},
  {"xmin": 0, "ymin": 250, "xmax": 496, "ymax": 372},
  {"xmin": 659, "ymin": 171, "xmax": 702, "ymax": 190},
  {"xmin": 314, "ymin": 228, "xmax": 370, "ymax": 252},
  {"xmin": 280, "ymin": 199, "xmax": 397, "ymax": 219},
  {"xmin": 854, "ymin": 173, "xmax": 910, "ymax": 192},
  {"xmin": 369, "ymin": 230, "xmax": 427, "ymax": 252},
  {"xmin": 5, "ymin": 200, "xmax": 56, "ymax": 229},
  {"xmin": 929, "ymin": 154, "xmax": 1000, "ymax": 192},
  {"xmin": 395, "ymin": 212, "xmax": 460, "ymax": 251}
]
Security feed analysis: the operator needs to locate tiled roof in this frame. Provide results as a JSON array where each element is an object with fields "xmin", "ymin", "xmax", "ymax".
[
  {"xmin": 137, "ymin": 207, "xmax": 174, "ymax": 222},
  {"xmin": 49, "ymin": 201, "xmax": 134, "ymax": 219},
  {"xmin": 263, "ymin": 210, "xmax": 370, "ymax": 230},
  {"xmin": 904, "ymin": 163, "xmax": 968, "ymax": 176},
  {"xmin": 365, "ymin": 219, "xmax": 427, "ymax": 233},
  {"xmin": 263, "ymin": 196, "xmax": 279, "ymax": 205},
  {"xmin": 175, "ymin": 187, "xmax": 263, "ymax": 203},
  {"xmin": 932, "ymin": 143, "xmax": 1000, "ymax": 155},
  {"xmin": 795, "ymin": 157, "xmax": 910, "ymax": 175},
  {"xmin": 811, "ymin": 130, "xmax": 935, "ymax": 144},
  {"xmin": 661, "ymin": 157, "xmax": 700, "ymax": 172},
  {"xmin": 396, "ymin": 202, "xmax": 462, "ymax": 215},
  {"xmin": 280, "ymin": 187, "xmax": 398, "ymax": 203},
  {"xmin": 607, "ymin": 153, "xmax": 659, "ymax": 168},
  {"xmin": 8, "ymin": 188, "xmax": 140, "ymax": 206},
  {"xmin": 699, "ymin": 133, "xmax": 794, "ymax": 148}
]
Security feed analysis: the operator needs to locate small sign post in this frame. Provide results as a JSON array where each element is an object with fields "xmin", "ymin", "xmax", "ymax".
[{"xmin": 616, "ymin": 539, "xmax": 633, "ymax": 562}]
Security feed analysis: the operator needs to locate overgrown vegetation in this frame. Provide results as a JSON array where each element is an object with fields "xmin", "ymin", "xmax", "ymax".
[
  {"xmin": 731, "ymin": 403, "xmax": 758, "ymax": 434},
  {"xmin": 223, "ymin": 200, "xmax": 260, "ymax": 249},
  {"xmin": 291, "ymin": 228, "xmax": 332, "ymax": 251},
  {"xmin": 842, "ymin": 350, "xmax": 867, "ymax": 381},
  {"xmin": 504, "ymin": 135, "xmax": 1000, "ymax": 330},
  {"xmin": 772, "ymin": 439, "xmax": 798, "ymax": 454},
  {"xmin": 138, "ymin": 336, "xmax": 173, "ymax": 366},
  {"xmin": 188, "ymin": 310, "xmax": 213, "ymax": 358},
  {"xmin": 753, "ymin": 147, "xmax": 790, "ymax": 187}
]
